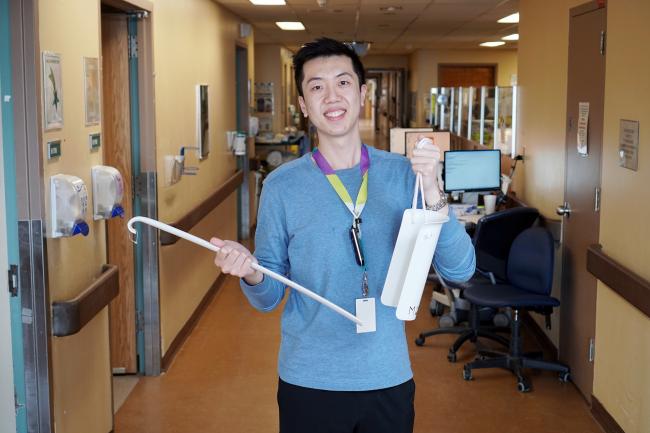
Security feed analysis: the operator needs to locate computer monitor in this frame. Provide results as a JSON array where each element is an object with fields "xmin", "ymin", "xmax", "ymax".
[{"xmin": 443, "ymin": 149, "xmax": 501, "ymax": 193}]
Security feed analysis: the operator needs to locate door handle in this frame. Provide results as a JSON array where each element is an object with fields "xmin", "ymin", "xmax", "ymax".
[{"xmin": 556, "ymin": 202, "xmax": 571, "ymax": 217}]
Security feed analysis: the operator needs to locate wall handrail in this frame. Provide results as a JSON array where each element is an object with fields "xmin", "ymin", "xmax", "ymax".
[
  {"xmin": 160, "ymin": 170, "xmax": 244, "ymax": 246},
  {"xmin": 51, "ymin": 264, "xmax": 119, "ymax": 337},
  {"xmin": 587, "ymin": 244, "xmax": 650, "ymax": 319}
]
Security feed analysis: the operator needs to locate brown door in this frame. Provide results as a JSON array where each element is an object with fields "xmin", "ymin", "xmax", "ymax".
[
  {"xmin": 101, "ymin": 13, "xmax": 137, "ymax": 373},
  {"xmin": 557, "ymin": 2, "xmax": 606, "ymax": 402},
  {"xmin": 438, "ymin": 65, "xmax": 495, "ymax": 88}
]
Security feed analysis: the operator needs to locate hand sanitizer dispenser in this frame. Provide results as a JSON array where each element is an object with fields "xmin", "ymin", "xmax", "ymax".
[
  {"xmin": 91, "ymin": 165, "xmax": 125, "ymax": 220},
  {"xmin": 49, "ymin": 174, "xmax": 90, "ymax": 237}
]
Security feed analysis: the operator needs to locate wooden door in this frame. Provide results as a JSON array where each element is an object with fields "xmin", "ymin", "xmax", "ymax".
[
  {"xmin": 101, "ymin": 14, "xmax": 137, "ymax": 373},
  {"xmin": 438, "ymin": 65, "xmax": 495, "ymax": 88},
  {"xmin": 558, "ymin": 2, "xmax": 606, "ymax": 401}
]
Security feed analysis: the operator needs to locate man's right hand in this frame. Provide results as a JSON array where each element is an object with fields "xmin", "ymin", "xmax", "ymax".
[{"xmin": 210, "ymin": 237, "xmax": 263, "ymax": 285}]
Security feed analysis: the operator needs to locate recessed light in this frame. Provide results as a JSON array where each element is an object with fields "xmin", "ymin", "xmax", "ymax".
[
  {"xmin": 250, "ymin": 0, "xmax": 286, "ymax": 5},
  {"xmin": 480, "ymin": 41, "xmax": 506, "ymax": 47},
  {"xmin": 498, "ymin": 12, "xmax": 519, "ymax": 23},
  {"xmin": 276, "ymin": 21, "xmax": 305, "ymax": 30},
  {"xmin": 501, "ymin": 33, "xmax": 519, "ymax": 41}
]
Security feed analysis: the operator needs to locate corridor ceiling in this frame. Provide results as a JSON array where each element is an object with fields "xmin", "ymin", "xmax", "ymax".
[{"xmin": 216, "ymin": 0, "xmax": 519, "ymax": 54}]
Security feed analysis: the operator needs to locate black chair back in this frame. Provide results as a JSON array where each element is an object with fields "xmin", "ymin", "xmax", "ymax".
[
  {"xmin": 473, "ymin": 207, "xmax": 539, "ymax": 281},
  {"xmin": 507, "ymin": 227, "xmax": 555, "ymax": 296}
]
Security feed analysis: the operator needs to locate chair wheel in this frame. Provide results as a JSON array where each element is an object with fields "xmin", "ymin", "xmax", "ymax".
[
  {"xmin": 429, "ymin": 300, "xmax": 445, "ymax": 317},
  {"xmin": 415, "ymin": 336, "xmax": 425, "ymax": 346},
  {"xmin": 463, "ymin": 366, "xmax": 473, "ymax": 381},
  {"xmin": 517, "ymin": 379, "xmax": 531, "ymax": 393},
  {"xmin": 559, "ymin": 372, "xmax": 570, "ymax": 383},
  {"xmin": 438, "ymin": 313, "xmax": 455, "ymax": 328},
  {"xmin": 447, "ymin": 351, "xmax": 457, "ymax": 363}
]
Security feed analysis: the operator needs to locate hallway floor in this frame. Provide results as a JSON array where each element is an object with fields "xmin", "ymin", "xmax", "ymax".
[{"xmin": 115, "ymin": 276, "xmax": 604, "ymax": 433}]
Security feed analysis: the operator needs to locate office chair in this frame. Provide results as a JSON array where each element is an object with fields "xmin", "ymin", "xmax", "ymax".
[
  {"xmin": 462, "ymin": 227, "xmax": 570, "ymax": 392},
  {"xmin": 416, "ymin": 207, "xmax": 540, "ymax": 363}
]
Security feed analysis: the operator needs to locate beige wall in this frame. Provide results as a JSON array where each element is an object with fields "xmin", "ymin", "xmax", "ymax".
[
  {"xmin": 592, "ymin": 2, "xmax": 650, "ymax": 432},
  {"xmin": 35, "ymin": 0, "xmax": 252, "ymax": 431},
  {"xmin": 516, "ymin": 0, "xmax": 586, "ymax": 349},
  {"xmin": 363, "ymin": 54, "xmax": 410, "ymax": 70},
  {"xmin": 518, "ymin": 1, "xmax": 650, "ymax": 430},
  {"xmin": 38, "ymin": 0, "xmax": 112, "ymax": 432},
  {"xmin": 154, "ymin": 0, "xmax": 250, "ymax": 354},
  {"xmin": 409, "ymin": 48, "xmax": 518, "ymax": 126},
  {"xmin": 516, "ymin": 0, "xmax": 584, "ymax": 215}
]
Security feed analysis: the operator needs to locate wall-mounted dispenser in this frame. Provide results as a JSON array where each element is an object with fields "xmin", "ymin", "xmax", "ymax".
[
  {"xmin": 163, "ymin": 146, "xmax": 199, "ymax": 186},
  {"xmin": 226, "ymin": 131, "xmax": 247, "ymax": 156},
  {"xmin": 49, "ymin": 174, "xmax": 89, "ymax": 238},
  {"xmin": 91, "ymin": 165, "xmax": 125, "ymax": 220}
]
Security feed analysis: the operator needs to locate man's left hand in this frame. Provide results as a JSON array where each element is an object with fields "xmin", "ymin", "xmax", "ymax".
[{"xmin": 410, "ymin": 136, "xmax": 444, "ymax": 207}]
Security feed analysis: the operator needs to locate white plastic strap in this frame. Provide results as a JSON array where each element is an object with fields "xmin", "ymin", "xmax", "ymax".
[
  {"xmin": 411, "ymin": 172, "xmax": 427, "ymax": 210},
  {"xmin": 127, "ymin": 216, "xmax": 363, "ymax": 326}
]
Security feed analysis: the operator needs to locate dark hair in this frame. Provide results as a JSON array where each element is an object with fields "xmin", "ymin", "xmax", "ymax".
[{"xmin": 292, "ymin": 37, "xmax": 366, "ymax": 97}]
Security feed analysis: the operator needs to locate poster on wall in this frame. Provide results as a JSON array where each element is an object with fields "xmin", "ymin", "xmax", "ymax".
[
  {"xmin": 84, "ymin": 57, "xmax": 101, "ymax": 126},
  {"xmin": 42, "ymin": 52, "xmax": 64, "ymax": 130},
  {"xmin": 196, "ymin": 84, "xmax": 210, "ymax": 159}
]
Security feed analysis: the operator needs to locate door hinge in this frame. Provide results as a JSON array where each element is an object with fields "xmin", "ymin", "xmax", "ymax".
[
  {"xmin": 600, "ymin": 30, "xmax": 606, "ymax": 55},
  {"xmin": 594, "ymin": 186, "xmax": 601, "ymax": 212},
  {"xmin": 7, "ymin": 265, "xmax": 18, "ymax": 297},
  {"xmin": 132, "ymin": 174, "xmax": 147, "ymax": 197},
  {"xmin": 136, "ymin": 310, "xmax": 144, "ymax": 333},
  {"xmin": 128, "ymin": 35, "xmax": 138, "ymax": 59},
  {"xmin": 588, "ymin": 338, "xmax": 596, "ymax": 363}
]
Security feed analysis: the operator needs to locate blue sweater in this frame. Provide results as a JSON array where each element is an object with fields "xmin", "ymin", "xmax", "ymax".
[{"xmin": 241, "ymin": 146, "xmax": 475, "ymax": 391}]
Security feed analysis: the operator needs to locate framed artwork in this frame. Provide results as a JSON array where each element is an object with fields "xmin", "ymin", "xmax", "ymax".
[
  {"xmin": 196, "ymin": 84, "xmax": 209, "ymax": 159},
  {"xmin": 405, "ymin": 131, "xmax": 451, "ymax": 160},
  {"xmin": 84, "ymin": 57, "xmax": 101, "ymax": 126},
  {"xmin": 42, "ymin": 52, "xmax": 64, "ymax": 130}
]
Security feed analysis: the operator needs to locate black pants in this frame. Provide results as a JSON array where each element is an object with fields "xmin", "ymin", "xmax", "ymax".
[{"xmin": 277, "ymin": 378, "xmax": 415, "ymax": 433}]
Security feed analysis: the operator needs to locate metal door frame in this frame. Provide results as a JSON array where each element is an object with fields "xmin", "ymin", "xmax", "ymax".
[
  {"xmin": 235, "ymin": 44, "xmax": 250, "ymax": 240},
  {"xmin": 0, "ymin": 2, "xmax": 23, "ymax": 428},
  {"xmin": 9, "ymin": 1, "xmax": 54, "ymax": 432},
  {"xmin": 124, "ymin": 4, "xmax": 160, "ymax": 377},
  {"xmin": 99, "ymin": 0, "xmax": 160, "ymax": 376}
]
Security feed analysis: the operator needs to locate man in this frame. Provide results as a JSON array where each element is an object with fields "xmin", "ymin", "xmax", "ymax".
[{"xmin": 211, "ymin": 38, "xmax": 475, "ymax": 433}]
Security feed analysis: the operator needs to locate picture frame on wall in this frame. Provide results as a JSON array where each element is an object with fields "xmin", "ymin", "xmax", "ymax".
[
  {"xmin": 196, "ymin": 84, "xmax": 209, "ymax": 159},
  {"xmin": 42, "ymin": 51, "xmax": 64, "ymax": 130},
  {"xmin": 84, "ymin": 57, "xmax": 101, "ymax": 126}
]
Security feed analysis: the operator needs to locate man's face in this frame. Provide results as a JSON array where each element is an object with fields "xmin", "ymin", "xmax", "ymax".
[{"xmin": 298, "ymin": 55, "xmax": 367, "ymax": 140}]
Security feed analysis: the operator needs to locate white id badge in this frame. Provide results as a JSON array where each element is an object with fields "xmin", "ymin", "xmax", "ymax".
[{"xmin": 356, "ymin": 297, "xmax": 376, "ymax": 334}]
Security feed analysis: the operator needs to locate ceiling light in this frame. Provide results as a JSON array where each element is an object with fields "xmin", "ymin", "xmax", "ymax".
[
  {"xmin": 501, "ymin": 33, "xmax": 519, "ymax": 41},
  {"xmin": 498, "ymin": 12, "xmax": 519, "ymax": 23},
  {"xmin": 480, "ymin": 41, "xmax": 506, "ymax": 47},
  {"xmin": 249, "ymin": 0, "xmax": 286, "ymax": 5},
  {"xmin": 379, "ymin": 6, "xmax": 402, "ymax": 12},
  {"xmin": 276, "ymin": 21, "xmax": 305, "ymax": 30}
]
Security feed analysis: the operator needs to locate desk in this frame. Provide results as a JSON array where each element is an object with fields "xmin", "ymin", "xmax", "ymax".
[
  {"xmin": 456, "ymin": 213, "xmax": 483, "ymax": 226},
  {"xmin": 430, "ymin": 211, "xmax": 483, "ymax": 308}
]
